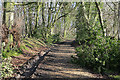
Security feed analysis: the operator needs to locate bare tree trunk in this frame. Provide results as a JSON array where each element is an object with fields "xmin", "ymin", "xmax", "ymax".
[
  {"xmin": 0, "ymin": 2, "xmax": 3, "ymax": 79},
  {"xmin": 95, "ymin": 2, "xmax": 104, "ymax": 37},
  {"xmin": 41, "ymin": 2, "xmax": 46, "ymax": 39},
  {"xmin": 2, "ymin": 2, "xmax": 7, "ymax": 25},
  {"xmin": 42, "ymin": 2, "xmax": 45, "ymax": 27},
  {"xmin": 34, "ymin": 2, "xmax": 41, "ymax": 35},
  {"xmin": 46, "ymin": 2, "xmax": 52, "ymax": 38},
  {"xmin": 118, "ymin": 2, "xmax": 120, "ymax": 40},
  {"xmin": 63, "ymin": 3, "xmax": 66, "ymax": 38},
  {"xmin": 28, "ymin": 3, "xmax": 32, "ymax": 37},
  {"xmin": 51, "ymin": 2, "xmax": 62, "ymax": 35},
  {"xmin": 23, "ymin": 4, "xmax": 28, "ymax": 37}
]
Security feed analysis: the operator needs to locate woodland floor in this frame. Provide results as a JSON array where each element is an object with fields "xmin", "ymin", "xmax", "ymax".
[{"xmin": 12, "ymin": 40, "xmax": 108, "ymax": 79}]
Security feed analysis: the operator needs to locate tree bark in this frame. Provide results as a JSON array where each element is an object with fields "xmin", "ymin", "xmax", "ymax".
[
  {"xmin": 34, "ymin": 2, "xmax": 41, "ymax": 35},
  {"xmin": 28, "ymin": 3, "xmax": 32, "ymax": 37},
  {"xmin": 118, "ymin": 2, "xmax": 120, "ymax": 40},
  {"xmin": 0, "ymin": 2, "xmax": 3, "ymax": 79},
  {"xmin": 46, "ymin": 2, "xmax": 52, "ymax": 38},
  {"xmin": 95, "ymin": 2, "xmax": 104, "ymax": 37},
  {"xmin": 41, "ymin": 2, "xmax": 46, "ymax": 39},
  {"xmin": 2, "ymin": 2, "xmax": 7, "ymax": 25},
  {"xmin": 63, "ymin": 3, "xmax": 66, "ymax": 38}
]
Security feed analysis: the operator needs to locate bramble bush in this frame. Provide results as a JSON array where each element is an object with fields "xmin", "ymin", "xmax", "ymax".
[{"xmin": 72, "ymin": 36, "xmax": 120, "ymax": 74}]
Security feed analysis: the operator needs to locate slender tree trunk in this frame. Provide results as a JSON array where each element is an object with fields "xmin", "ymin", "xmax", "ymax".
[
  {"xmin": 9, "ymin": 3, "xmax": 14, "ymax": 44},
  {"xmin": 63, "ymin": 13, "xmax": 66, "ymax": 38},
  {"xmin": 51, "ymin": 2, "xmax": 62, "ymax": 35},
  {"xmin": 0, "ymin": 2, "xmax": 3, "ymax": 79},
  {"xmin": 28, "ymin": 3, "xmax": 32, "ymax": 37},
  {"xmin": 2, "ymin": 2, "xmax": 7, "ymax": 25},
  {"xmin": 23, "ymin": 4, "xmax": 28, "ymax": 37},
  {"xmin": 95, "ymin": 2, "xmax": 104, "ymax": 37},
  {"xmin": 118, "ymin": 2, "xmax": 120, "ymax": 40},
  {"xmin": 42, "ymin": 2, "xmax": 45, "ymax": 27},
  {"xmin": 46, "ymin": 2, "xmax": 52, "ymax": 38},
  {"xmin": 34, "ymin": 2, "xmax": 41, "ymax": 35},
  {"xmin": 41, "ymin": 2, "xmax": 46, "ymax": 39},
  {"xmin": 118, "ymin": 2, "xmax": 120, "ymax": 73}
]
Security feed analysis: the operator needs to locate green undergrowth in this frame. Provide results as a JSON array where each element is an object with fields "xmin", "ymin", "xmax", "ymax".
[
  {"xmin": 1, "ymin": 44, "xmax": 20, "ymax": 78},
  {"xmin": 72, "ymin": 37, "xmax": 120, "ymax": 75},
  {"xmin": 22, "ymin": 38, "xmax": 47, "ymax": 49},
  {"xmin": 45, "ymin": 33, "xmax": 62, "ymax": 45},
  {"xmin": 1, "ymin": 37, "xmax": 47, "ymax": 78},
  {"xmin": 1, "ymin": 57, "xmax": 14, "ymax": 78},
  {"xmin": 2, "ymin": 43, "xmax": 21, "ymax": 58},
  {"xmin": 2, "ymin": 37, "xmax": 47, "ymax": 58},
  {"xmin": 110, "ymin": 75, "xmax": 120, "ymax": 80}
]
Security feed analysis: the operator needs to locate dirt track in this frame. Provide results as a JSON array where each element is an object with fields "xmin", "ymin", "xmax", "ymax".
[{"xmin": 28, "ymin": 40, "xmax": 104, "ymax": 79}]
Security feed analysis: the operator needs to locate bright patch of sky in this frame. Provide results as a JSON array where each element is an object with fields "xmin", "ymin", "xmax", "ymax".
[
  {"xmin": 0, "ymin": 0, "xmax": 2, "ymax": 13},
  {"xmin": 0, "ymin": 0, "xmax": 2, "ymax": 7}
]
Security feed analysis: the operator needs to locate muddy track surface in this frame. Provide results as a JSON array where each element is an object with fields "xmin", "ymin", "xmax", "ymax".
[{"xmin": 17, "ymin": 40, "xmax": 106, "ymax": 79}]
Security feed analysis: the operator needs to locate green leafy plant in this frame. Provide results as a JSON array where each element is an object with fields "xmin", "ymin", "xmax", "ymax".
[
  {"xmin": 72, "ymin": 37, "xmax": 120, "ymax": 74},
  {"xmin": 1, "ymin": 57, "xmax": 14, "ymax": 78},
  {"xmin": 2, "ymin": 43, "xmax": 21, "ymax": 58},
  {"xmin": 45, "ymin": 33, "xmax": 62, "ymax": 44},
  {"xmin": 52, "ymin": 33, "xmax": 61, "ymax": 43}
]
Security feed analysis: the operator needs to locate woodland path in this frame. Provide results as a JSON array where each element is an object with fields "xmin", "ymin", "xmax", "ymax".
[{"xmin": 26, "ymin": 40, "xmax": 105, "ymax": 79}]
